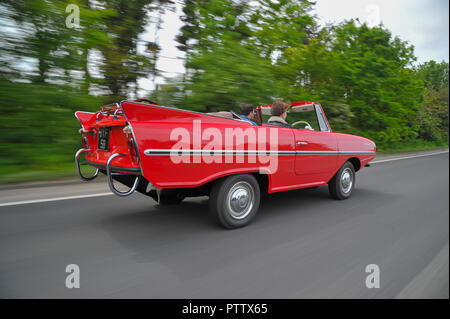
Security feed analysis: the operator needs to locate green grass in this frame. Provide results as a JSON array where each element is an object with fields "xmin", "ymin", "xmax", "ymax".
[
  {"xmin": 0, "ymin": 162, "xmax": 96, "ymax": 184},
  {"xmin": 376, "ymin": 140, "xmax": 449, "ymax": 154},
  {"xmin": 0, "ymin": 142, "xmax": 447, "ymax": 184}
]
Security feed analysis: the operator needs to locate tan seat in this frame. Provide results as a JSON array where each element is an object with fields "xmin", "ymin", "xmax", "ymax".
[{"xmin": 207, "ymin": 111, "xmax": 234, "ymax": 119}]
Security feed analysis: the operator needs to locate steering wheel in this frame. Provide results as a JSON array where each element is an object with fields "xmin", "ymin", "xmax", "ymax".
[{"xmin": 292, "ymin": 120, "xmax": 313, "ymax": 130}]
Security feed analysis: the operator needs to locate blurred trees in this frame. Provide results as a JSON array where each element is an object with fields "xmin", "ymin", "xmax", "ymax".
[
  {"xmin": 99, "ymin": 0, "xmax": 173, "ymax": 99},
  {"xmin": 0, "ymin": 0, "xmax": 111, "ymax": 169},
  {"xmin": 280, "ymin": 21, "xmax": 424, "ymax": 147},
  {"xmin": 170, "ymin": 0, "xmax": 448, "ymax": 150},
  {"xmin": 0, "ymin": 0, "xmax": 448, "ymax": 181},
  {"xmin": 0, "ymin": 0, "xmax": 172, "ymax": 177},
  {"xmin": 173, "ymin": 0, "xmax": 317, "ymax": 111}
]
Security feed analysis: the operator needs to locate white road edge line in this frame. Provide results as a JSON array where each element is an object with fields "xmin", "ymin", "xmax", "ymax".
[
  {"xmin": 0, "ymin": 192, "xmax": 113, "ymax": 207},
  {"xmin": 370, "ymin": 150, "xmax": 448, "ymax": 164},
  {"xmin": 0, "ymin": 150, "xmax": 448, "ymax": 207}
]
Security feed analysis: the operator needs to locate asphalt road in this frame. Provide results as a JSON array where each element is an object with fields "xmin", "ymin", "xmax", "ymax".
[{"xmin": 0, "ymin": 151, "xmax": 448, "ymax": 298}]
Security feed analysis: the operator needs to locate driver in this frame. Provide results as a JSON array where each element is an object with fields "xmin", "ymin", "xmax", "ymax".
[{"xmin": 268, "ymin": 100, "xmax": 292, "ymax": 128}]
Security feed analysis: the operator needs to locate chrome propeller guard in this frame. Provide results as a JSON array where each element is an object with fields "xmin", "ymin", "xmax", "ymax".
[
  {"xmin": 75, "ymin": 148, "xmax": 99, "ymax": 181},
  {"xmin": 106, "ymin": 153, "xmax": 140, "ymax": 197}
]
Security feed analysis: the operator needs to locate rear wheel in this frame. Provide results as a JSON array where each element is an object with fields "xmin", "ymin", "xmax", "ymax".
[
  {"xmin": 328, "ymin": 161, "xmax": 355, "ymax": 200},
  {"xmin": 209, "ymin": 174, "xmax": 261, "ymax": 229}
]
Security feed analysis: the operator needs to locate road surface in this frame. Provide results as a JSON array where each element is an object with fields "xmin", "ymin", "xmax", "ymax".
[{"xmin": 0, "ymin": 150, "xmax": 448, "ymax": 298}]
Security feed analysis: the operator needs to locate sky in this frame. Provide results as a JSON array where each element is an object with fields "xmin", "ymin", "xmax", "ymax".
[
  {"xmin": 314, "ymin": 0, "xmax": 449, "ymax": 63},
  {"xmin": 138, "ymin": 0, "xmax": 449, "ymax": 95}
]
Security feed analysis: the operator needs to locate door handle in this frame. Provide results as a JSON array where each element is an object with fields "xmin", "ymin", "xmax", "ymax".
[{"xmin": 297, "ymin": 141, "xmax": 308, "ymax": 146}]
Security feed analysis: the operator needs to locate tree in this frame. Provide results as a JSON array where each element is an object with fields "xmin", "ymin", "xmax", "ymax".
[
  {"xmin": 99, "ymin": 0, "xmax": 174, "ymax": 100},
  {"xmin": 250, "ymin": 0, "xmax": 318, "ymax": 60},
  {"xmin": 173, "ymin": 0, "xmax": 318, "ymax": 111},
  {"xmin": 184, "ymin": 37, "xmax": 276, "ymax": 111},
  {"xmin": 276, "ymin": 20, "xmax": 425, "ymax": 148},
  {"xmin": 416, "ymin": 60, "xmax": 449, "ymax": 90},
  {"xmin": 415, "ymin": 61, "xmax": 449, "ymax": 142}
]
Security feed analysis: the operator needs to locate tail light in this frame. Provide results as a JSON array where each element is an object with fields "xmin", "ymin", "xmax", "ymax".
[
  {"xmin": 127, "ymin": 137, "xmax": 139, "ymax": 164},
  {"xmin": 123, "ymin": 124, "xmax": 139, "ymax": 164}
]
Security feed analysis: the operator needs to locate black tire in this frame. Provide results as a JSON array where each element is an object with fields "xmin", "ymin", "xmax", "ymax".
[
  {"xmin": 150, "ymin": 190, "xmax": 185, "ymax": 205},
  {"xmin": 328, "ymin": 161, "xmax": 355, "ymax": 200},
  {"xmin": 209, "ymin": 174, "xmax": 261, "ymax": 229}
]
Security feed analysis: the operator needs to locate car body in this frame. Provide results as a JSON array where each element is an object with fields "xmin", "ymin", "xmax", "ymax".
[{"xmin": 75, "ymin": 100, "xmax": 376, "ymax": 228}]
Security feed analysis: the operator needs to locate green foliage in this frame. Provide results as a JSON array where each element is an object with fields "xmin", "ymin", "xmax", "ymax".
[
  {"xmin": 171, "ymin": 8, "xmax": 447, "ymax": 151},
  {"xmin": 184, "ymin": 38, "xmax": 276, "ymax": 112},
  {"xmin": 99, "ymin": 0, "xmax": 174, "ymax": 100},
  {"xmin": 0, "ymin": 0, "xmax": 171, "ymax": 181},
  {"xmin": 0, "ymin": 0, "xmax": 448, "ymax": 182},
  {"xmin": 416, "ymin": 60, "xmax": 449, "ymax": 90},
  {"xmin": 173, "ymin": 0, "xmax": 317, "ymax": 112},
  {"xmin": 413, "ymin": 60, "xmax": 449, "ymax": 143}
]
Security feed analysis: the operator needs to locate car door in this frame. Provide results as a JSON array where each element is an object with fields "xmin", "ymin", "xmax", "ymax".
[
  {"xmin": 293, "ymin": 105, "xmax": 338, "ymax": 177},
  {"xmin": 294, "ymin": 130, "xmax": 337, "ymax": 176}
]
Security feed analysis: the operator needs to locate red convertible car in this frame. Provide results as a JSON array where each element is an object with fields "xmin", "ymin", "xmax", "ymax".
[{"xmin": 75, "ymin": 100, "xmax": 375, "ymax": 228}]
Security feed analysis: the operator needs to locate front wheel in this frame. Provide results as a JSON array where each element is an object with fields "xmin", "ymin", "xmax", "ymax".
[
  {"xmin": 328, "ymin": 161, "xmax": 355, "ymax": 200},
  {"xmin": 209, "ymin": 174, "xmax": 261, "ymax": 229}
]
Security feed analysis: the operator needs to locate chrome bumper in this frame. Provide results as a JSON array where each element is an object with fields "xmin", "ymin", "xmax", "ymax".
[
  {"xmin": 75, "ymin": 149, "xmax": 140, "ymax": 197},
  {"xmin": 106, "ymin": 153, "xmax": 141, "ymax": 197},
  {"xmin": 75, "ymin": 148, "xmax": 99, "ymax": 181}
]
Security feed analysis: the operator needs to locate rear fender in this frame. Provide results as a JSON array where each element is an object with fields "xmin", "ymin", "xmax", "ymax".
[{"xmin": 75, "ymin": 111, "xmax": 97, "ymax": 130}]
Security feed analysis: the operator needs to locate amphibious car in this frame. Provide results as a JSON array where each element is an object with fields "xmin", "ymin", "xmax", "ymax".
[{"xmin": 75, "ymin": 100, "xmax": 375, "ymax": 228}]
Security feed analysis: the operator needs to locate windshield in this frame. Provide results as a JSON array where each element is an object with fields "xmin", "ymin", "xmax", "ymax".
[{"xmin": 261, "ymin": 104, "xmax": 321, "ymax": 130}]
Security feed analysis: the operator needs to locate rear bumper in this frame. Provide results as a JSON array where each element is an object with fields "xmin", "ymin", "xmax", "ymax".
[
  {"xmin": 75, "ymin": 148, "xmax": 141, "ymax": 197},
  {"xmin": 85, "ymin": 159, "xmax": 141, "ymax": 174}
]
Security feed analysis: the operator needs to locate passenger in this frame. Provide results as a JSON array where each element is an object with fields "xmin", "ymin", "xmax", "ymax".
[
  {"xmin": 268, "ymin": 100, "xmax": 292, "ymax": 128},
  {"xmin": 239, "ymin": 104, "xmax": 257, "ymax": 125}
]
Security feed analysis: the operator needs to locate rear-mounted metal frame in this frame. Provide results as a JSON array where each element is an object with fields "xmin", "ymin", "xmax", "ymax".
[
  {"xmin": 106, "ymin": 153, "xmax": 141, "ymax": 197},
  {"xmin": 75, "ymin": 149, "xmax": 99, "ymax": 181}
]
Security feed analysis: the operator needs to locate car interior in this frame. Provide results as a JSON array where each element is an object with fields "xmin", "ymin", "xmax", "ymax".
[
  {"xmin": 206, "ymin": 103, "xmax": 327, "ymax": 131},
  {"xmin": 259, "ymin": 103, "xmax": 322, "ymax": 130}
]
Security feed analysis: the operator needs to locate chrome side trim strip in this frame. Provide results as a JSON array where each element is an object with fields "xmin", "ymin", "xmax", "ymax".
[
  {"xmin": 144, "ymin": 149, "xmax": 296, "ymax": 156},
  {"xmin": 144, "ymin": 149, "xmax": 375, "ymax": 156}
]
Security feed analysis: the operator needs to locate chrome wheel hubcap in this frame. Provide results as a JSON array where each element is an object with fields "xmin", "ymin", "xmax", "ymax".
[
  {"xmin": 341, "ymin": 168, "xmax": 353, "ymax": 194},
  {"xmin": 226, "ymin": 181, "xmax": 254, "ymax": 220}
]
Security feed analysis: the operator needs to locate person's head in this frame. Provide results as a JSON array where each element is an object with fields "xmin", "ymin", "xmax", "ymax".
[
  {"xmin": 271, "ymin": 99, "xmax": 290, "ymax": 120},
  {"xmin": 241, "ymin": 104, "xmax": 255, "ymax": 120}
]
